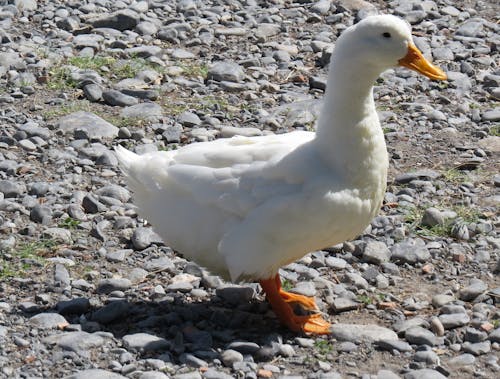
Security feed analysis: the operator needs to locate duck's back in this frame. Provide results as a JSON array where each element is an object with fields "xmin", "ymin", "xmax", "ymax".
[{"xmin": 115, "ymin": 131, "xmax": 315, "ymax": 279}]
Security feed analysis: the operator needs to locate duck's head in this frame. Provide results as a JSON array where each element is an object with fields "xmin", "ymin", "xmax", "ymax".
[{"xmin": 336, "ymin": 15, "xmax": 447, "ymax": 81}]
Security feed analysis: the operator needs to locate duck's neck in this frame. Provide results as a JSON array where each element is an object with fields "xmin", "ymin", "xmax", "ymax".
[{"xmin": 314, "ymin": 56, "xmax": 388, "ymax": 191}]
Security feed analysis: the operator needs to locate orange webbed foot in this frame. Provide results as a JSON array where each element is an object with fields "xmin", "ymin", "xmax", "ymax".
[{"xmin": 260, "ymin": 274, "xmax": 332, "ymax": 335}]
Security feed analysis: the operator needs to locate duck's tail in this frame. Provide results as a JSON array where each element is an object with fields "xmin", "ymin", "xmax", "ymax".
[{"xmin": 114, "ymin": 145, "xmax": 139, "ymax": 174}]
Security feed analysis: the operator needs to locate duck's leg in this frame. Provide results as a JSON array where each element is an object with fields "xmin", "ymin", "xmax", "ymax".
[
  {"xmin": 274, "ymin": 274, "xmax": 318, "ymax": 311},
  {"xmin": 259, "ymin": 274, "xmax": 331, "ymax": 334}
]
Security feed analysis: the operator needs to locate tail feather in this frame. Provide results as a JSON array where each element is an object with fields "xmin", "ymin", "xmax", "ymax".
[{"xmin": 114, "ymin": 145, "xmax": 138, "ymax": 173}]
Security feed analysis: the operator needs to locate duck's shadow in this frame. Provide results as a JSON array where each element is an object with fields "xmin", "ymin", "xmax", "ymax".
[{"xmin": 84, "ymin": 295, "xmax": 293, "ymax": 356}]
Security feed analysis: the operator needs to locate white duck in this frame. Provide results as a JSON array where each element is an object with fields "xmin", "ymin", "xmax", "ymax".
[{"xmin": 115, "ymin": 15, "xmax": 446, "ymax": 334}]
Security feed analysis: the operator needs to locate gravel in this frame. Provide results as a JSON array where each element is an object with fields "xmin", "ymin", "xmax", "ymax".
[{"xmin": 0, "ymin": 0, "xmax": 498, "ymax": 378}]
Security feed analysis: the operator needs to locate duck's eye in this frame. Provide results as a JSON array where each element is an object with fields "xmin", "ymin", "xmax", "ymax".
[{"xmin": 382, "ymin": 32, "xmax": 392, "ymax": 38}]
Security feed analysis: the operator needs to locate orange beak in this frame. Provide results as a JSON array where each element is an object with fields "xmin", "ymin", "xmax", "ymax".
[{"xmin": 398, "ymin": 43, "xmax": 447, "ymax": 80}]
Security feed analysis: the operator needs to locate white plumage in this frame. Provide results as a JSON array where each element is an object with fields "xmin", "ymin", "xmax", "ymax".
[{"xmin": 115, "ymin": 15, "xmax": 446, "ymax": 334}]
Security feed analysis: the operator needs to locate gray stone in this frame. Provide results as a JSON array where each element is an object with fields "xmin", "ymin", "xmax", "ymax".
[
  {"xmin": 404, "ymin": 369, "xmax": 446, "ymax": 379},
  {"xmin": 56, "ymin": 298, "xmax": 91, "ymax": 315},
  {"xmin": 456, "ymin": 20, "xmax": 484, "ymax": 37},
  {"xmin": 464, "ymin": 328, "xmax": 488, "ymax": 343},
  {"xmin": 55, "ymin": 332, "xmax": 105, "ymax": 355},
  {"xmin": 489, "ymin": 328, "xmax": 500, "ymax": 343},
  {"xmin": 431, "ymin": 294, "xmax": 455, "ymax": 307},
  {"xmin": 429, "ymin": 317, "xmax": 445, "ymax": 336},
  {"xmin": 391, "ymin": 239, "xmax": 430, "ymax": 265},
  {"xmin": 216, "ymin": 286, "xmax": 255, "ymax": 305},
  {"xmin": 421, "ymin": 207, "xmax": 456, "ymax": 227},
  {"xmin": 88, "ymin": 9, "xmax": 139, "ymax": 31},
  {"xmin": 178, "ymin": 111, "xmax": 201, "ymax": 127},
  {"xmin": 438, "ymin": 313, "xmax": 470, "ymax": 329},
  {"xmin": 448, "ymin": 353, "xmax": 475, "ymax": 366},
  {"xmin": 92, "ymin": 301, "xmax": 130, "ymax": 324},
  {"xmin": 105, "ymin": 249, "xmax": 129, "ymax": 263},
  {"xmin": 55, "ymin": 264, "xmax": 71, "ymax": 286},
  {"xmin": 97, "ymin": 279, "xmax": 132, "ymax": 294},
  {"xmin": 462, "ymin": 341, "xmax": 491, "ymax": 356},
  {"xmin": 121, "ymin": 103, "xmax": 164, "ymax": 123},
  {"xmin": 103, "ymin": 90, "xmax": 139, "ymax": 107},
  {"xmin": 123, "ymin": 333, "xmax": 170, "ymax": 352},
  {"xmin": 95, "ymin": 185, "xmax": 130, "ymax": 203},
  {"xmin": 255, "ymin": 23, "xmax": 280, "ymax": 40},
  {"xmin": 405, "ymin": 327, "xmax": 438, "ymax": 346},
  {"xmin": 413, "ymin": 350, "xmax": 439, "ymax": 364},
  {"xmin": 57, "ymin": 112, "xmax": 119, "ymax": 139},
  {"xmin": 220, "ymin": 349, "xmax": 244, "ymax": 366},
  {"xmin": 207, "ymin": 61, "xmax": 245, "ymax": 83},
  {"xmin": 226, "ymin": 341, "xmax": 260, "ymax": 354},
  {"xmin": 376, "ymin": 339, "xmax": 413, "ymax": 352},
  {"xmin": 0, "ymin": 180, "xmax": 24, "ymax": 197},
  {"xmin": 144, "ymin": 256, "xmax": 175, "ymax": 272},
  {"xmin": 331, "ymin": 297, "xmax": 359, "ymax": 313},
  {"xmin": 482, "ymin": 109, "xmax": 500, "ymax": 122},
  {"xmin": 377, "ymin": 370, "xmax": 401, "ymax": 379},
  {"xmin": 132, "ymin": 227, "xmax": 163, "ymax": 250},
  {"xmin": 220, "ymin": 126, "xmax": 263, "ymax": 138},
  {"xmin": 29, "ymin": 313, "xmax": 67, "ymax": 328},
  {"xmin": 30, "ymin": 204, "xmax": 52, "ymax": 224},
  {"xmin": 362, "ymin": 241, "xmax": 391, "ymax": 264},
  {"xmin": 64, "ymin": 370, "xmax": 126, "ymax": 379},
  {"xmin": 459, "ymin": 279, "xmax": 488, "ymax": 301},
  {"xmin": 330, "ymin": 323, "xmax": 397, "ymax": 343},
  {"xmin": 179, "ymin": 353, "xmax": 207, "ymax": 368}
]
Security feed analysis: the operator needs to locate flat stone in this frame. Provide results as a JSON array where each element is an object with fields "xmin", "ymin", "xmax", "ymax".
[
  {"xmin": 56, "ymin": 298, "xmax": 91, "ymax": 315},
  {"xmin": 102, "ymin": 90, "xmax": 139, "ymax": 106},
  {"xmin": 432, "ymin": 294, "xmax": 455, "ymax": 307},
  {"xmin": 220, "ymin": 126, "xmax": 263, "ymax": 138},
  {"xmin": 64, "ymin": 369, "xmax": 127, "ymax": 379},
  {"xmin": 216, "ymin": 286, "xmax": 255, "ymax": 305},
  {"xmin": 54, "ymin": 331, "xmax": 105, "ymax": 356},
  {"xmin": 331, "ymin": 297, "xmax": 359, "ymax": 313},
  {"xmin": 330, "ymin": 323, "xmax": 397, "ymax": 343},
  {"xmin": 226, "ymin": 341, "xmax": 260, "ymax": 355},
  {"xmin": 405, "ymin": 327, "xmax": 438, "ymax": 346},
  {"xmin": 220, "ymin": 349, "xmax": 244, "ymax": 367},
  {"xmin": 123, "ymin": 332, "xmax": 170, "ymax": 352},
  {"xmin": 97, "ymin": 279, "xmax": 132, "ymax": 294},
  {"xmin": 29, "ymin": 313, "xmax": 68, "ymax": 328},
  {"xmin": 462, "ymin": 341, "xmax": 491, "ymax": 356},
  {"xmin": 459, "ymin": 279, "xmax": 488, "ymax": 301},
  {"xmin": 88, "ymin": 9, "xmax": 139, "ymax": 31},
  {"xmin": 92, "ymin": 301, "xmax": 130, "ymax": 324},
  {"xmin": 482, "ymin": 109, "xmax": 500, "ymax": 122},
  {"xmin": 376, "ymin": 339, "xmax": 413, "ymax": 352},
  {"xmin": 57, "ymin": 111, "xmax": 119, "ymax": 139},
  {"xmin": 362, "ymin": 241, "xmax": 391, "ymax": 264},
  {"xmin": 438, "ymin": 313, "xmax": 470, "ymax": 329},
  {"xmin": 391, "ymin": 238, "xmax": 430, "ymax": 265},
  {"xmin": 121, "ymin": 103, "xmax": 164, "ymax": 123},
  {"xmin": 207, "ymin": 61, "xmax": 245, "ymax": 83},
  {"xmin": 404, "ymin": 369, "xmax": 447, "ymax": 379},
  {"xmin": 447, "ymin": 353, "xmax": 476, "ymax": 366},
  {"xmin": 131, "ymin": 227, "xmax": 163, "ymax": 250}
]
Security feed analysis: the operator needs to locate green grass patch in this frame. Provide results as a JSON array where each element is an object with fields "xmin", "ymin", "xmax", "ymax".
[
  {"xmin": 0, "ymin": 239, "xmax": 57, "ymax": 279},
  {"xmin": 357, "ymin": 294, "xmax": 373, "ymax": 305},
  {"xmin": 58, "ymin": 217, "xmax": 81, "ymax": 230},
  {"xmin": 179, "ymin": 62, "xmax": 209, "ymax": 78},
  {"xmin": 443, "ymin": 168, "xmax": 467, "ymax": 184},
  {"xmin": 42, "ymin": 100, "xmax": 92, "ymax": 120},
  {"xmin": 489, "ymin": 125, "xmax": 500, "ymax": 137},
  {"xmin": 314, "ymin": 339, "xmax": 334, "ymax": 356},
  {"xmin": 281, "ymin": 279, "xmax": 294, "ymax": 292}
]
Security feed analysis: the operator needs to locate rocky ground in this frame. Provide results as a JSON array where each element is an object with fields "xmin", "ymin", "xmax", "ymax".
[{"xmin": 0, "ymin": 0, "xmax": 499, "ymax": 378}]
